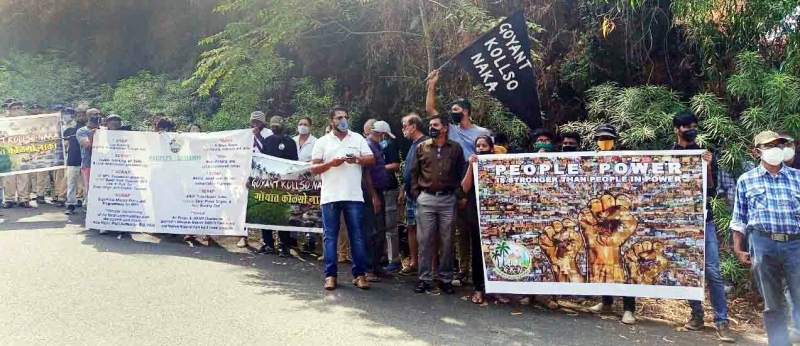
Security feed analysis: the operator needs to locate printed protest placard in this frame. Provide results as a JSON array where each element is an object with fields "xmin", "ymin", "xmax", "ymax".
[
  {"xmin": 474, "ymin": 151, "xmax": 706, "ymax": 300},
  {"xmin": 0, "ymin": 113, "xmax": 64, "ymax": 177},
  {"xmin": 86, "ymin": 129, "xmax": 252, "ymax": 235},
  {"xmin": 245, "ymin": 153, "xmax": 322, "ymax": 233}
]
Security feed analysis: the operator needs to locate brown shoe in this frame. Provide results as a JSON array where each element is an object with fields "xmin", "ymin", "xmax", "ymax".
[
  {"xmin": 352, "ymin": 276, "xmax": 371, "ymax": 290},
  {"xmin": 324, "ymin": 277, "xmax": 338, "ymax": 291}
]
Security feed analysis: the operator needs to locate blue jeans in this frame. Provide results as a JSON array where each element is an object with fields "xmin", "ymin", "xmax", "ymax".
[
  {"xmin": 688, "ymin": 221, "xmax": 729, "ymax": 325},
  {"xmin": 322, "ymin": 201, "xmax": 368, "ymax": 278},
  {"xmin": 748, "ymin": 232, "xmax": 800, "ymax": 346}
]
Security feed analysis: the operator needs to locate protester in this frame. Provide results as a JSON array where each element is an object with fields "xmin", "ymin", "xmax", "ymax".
[
  {"xmin": 410, "ymin": 115, "xmax": 466, "ymax": 295},
  {"xmin": 311, "ymin": 106, "xmax": 375, "ymax": 291},
  {"xmin": 425, "ymin": 70, "xmax": 489, "ymax": 285},
  {"xmin": 52, "ymin": 106, "xmax": 75, "ymax": 208},
  {"xmin": 778, "ymin": 131, "xmax": 800, "ymax": 343},
  {"xmin": 2, "ymin": 101, "xmax": 33, "ymax": 208},
  {"xmin": 361, "ymin": 120, "xmax": 390, "ymax": 282},
  {"xmin": 461, "ymin": 135, "xmax": 492, "ymax": 303},
  {"xmin": 731, "ymin": 131, "xmax": 800, "ymax": 346},
  {"xmin": 63, "ymin": 107, "xmax": 87, "ymax": 214},
  {"xmin": 28, "ymin": 104, "xmax": 51, "ymax": 204},
  {"xmin": 586, "ymin": 124, "xmax": 637, "ymax": 325},
  {"xmin": 292, "ymin": 116, "xmax": 318, "ymax": 253},
  {"xmin": 76, "ymin": 109, "xmax": 101, "ymax": 228},
  {"xmin": 399, "ymin": 113, "xmax": 428, "ymax": 276},
  {"xmin": 240, "ymin": 111, "xmax": 274, "ymax": 248},
  {"xmin": 256, "ymin": 116, "xmax": 299, "ymax": 256},
  {"xmin": 370, "ymin": 120, "xmax": 402, "ymax": 273},
  {"xmin": 531, "ymin": 128, "xmax": 555, "ymax": 153},
  {"xmin": 560, "ymin": 132, "xmax": 582, "ymax": 152},
  {"xmin": 492, "ymin": 132, "xmax": 509, "ymax": 154},
  {"xmin": 187, "ymin": 124, "xmax": 202, "ymax": 133},
  {"xmin": 669, "ymin": 111, "xmax": 733, "ymax": 342}
]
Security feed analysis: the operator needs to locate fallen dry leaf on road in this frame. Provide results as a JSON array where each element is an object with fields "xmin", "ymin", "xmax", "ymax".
[
  {"xmin": 662, "ymin": 336, "xmax": 675, "ymax": 343},
  {"xmin": 510, "ymin": 311, "xmax": 523, "ymax": 316}
]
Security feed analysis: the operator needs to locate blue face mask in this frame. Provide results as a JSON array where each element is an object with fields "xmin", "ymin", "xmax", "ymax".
[
  {"xmin": 379, "ymin": 140, "xmax": 389, "ymax": 149},
  {"xmin": 336, "ymin": 120, "xmax": 348, "ymax": 132}
]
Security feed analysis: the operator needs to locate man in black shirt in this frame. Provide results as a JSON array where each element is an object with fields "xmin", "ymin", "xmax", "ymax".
[
  {"xmin": 256, "ymin": 116, "xmax": 299, "ymax": 257},
  {"xmin": 671, "ymin": 111, "xmax": 733, "ymax": 343},
  {"xmin": 371, "ymin": 121, "xmax": 403, "ymax": 272},
  {"xmin": 63, "ymin": 108, "xmax": 86, "ymax": 215}
]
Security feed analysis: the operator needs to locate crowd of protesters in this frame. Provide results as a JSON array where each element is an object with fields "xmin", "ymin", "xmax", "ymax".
[{"xmin": 2, "ymin": 67, "xmax": 800, "ymax": 346}]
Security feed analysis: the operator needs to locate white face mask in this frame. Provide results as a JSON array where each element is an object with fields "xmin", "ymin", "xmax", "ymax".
[
  {"xmin": 298, "ymin": 125, "xmax": 310, "ymax": 135},
  {"xmin": 783, "ymin": 147, "xmax": 795, "ymax": 162},
  {"xmin": 760, "ymin": 147, "xmax": 785, "ymax": 166}
]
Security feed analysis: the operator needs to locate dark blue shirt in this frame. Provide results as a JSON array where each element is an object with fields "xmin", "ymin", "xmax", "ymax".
[{"xmin": 403, "ymin": 135, "xmax": 429, "ymax": 197}]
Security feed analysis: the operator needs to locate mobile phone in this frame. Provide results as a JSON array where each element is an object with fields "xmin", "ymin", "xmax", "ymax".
[{"xmin": 346, "ymin": 153, "xmax": 355, "ymax": 158}]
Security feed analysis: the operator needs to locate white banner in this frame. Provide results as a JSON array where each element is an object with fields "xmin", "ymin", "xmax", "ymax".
[{"xmin": 86, "ymin": 129, "xmax": 253, "ymax": 235}]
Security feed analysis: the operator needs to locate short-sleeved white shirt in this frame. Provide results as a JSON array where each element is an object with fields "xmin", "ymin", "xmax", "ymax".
[
  {"xmin": 311, "ymin": 131, "xmax": 373, "ymax": 204},
  {"xmin": 293, "ymin": 134, "xmax": 317, "ymax": 162}
]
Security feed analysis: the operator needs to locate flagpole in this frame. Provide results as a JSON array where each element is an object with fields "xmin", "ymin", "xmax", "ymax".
[{"xmin": 423, "ymin": 60, "xmax": 453, "ymax": 82}]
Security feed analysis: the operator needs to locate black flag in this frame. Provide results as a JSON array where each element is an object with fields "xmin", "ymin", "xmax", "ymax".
[{"xmin": 453, "ymin": 10, "xmax": 541, "ymax": 130}]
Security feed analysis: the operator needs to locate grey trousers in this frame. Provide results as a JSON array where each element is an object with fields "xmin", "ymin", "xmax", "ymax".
[
  {"xmin": 383, "ymin": 189, "xmax": 400, "ymax": 263},
  {"xmin": 415, "ymin": 192, "xmax": 456, "ymax": 284}
]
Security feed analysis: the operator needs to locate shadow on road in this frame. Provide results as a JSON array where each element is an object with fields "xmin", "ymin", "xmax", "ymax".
[{"xmin": 1, "ymin": 205, "xmax": 763, "ymax": 346}]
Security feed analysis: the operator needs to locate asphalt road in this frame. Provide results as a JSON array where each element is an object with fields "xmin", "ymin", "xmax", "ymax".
[{"xmin": 0, "ymin": 204, "xmax": 764, "ymax": 346}]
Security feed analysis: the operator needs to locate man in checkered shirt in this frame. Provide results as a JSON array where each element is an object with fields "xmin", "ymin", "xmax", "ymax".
[{"xmin": 731, "ymin": 131, "xmax": 800, "ymax": 346}]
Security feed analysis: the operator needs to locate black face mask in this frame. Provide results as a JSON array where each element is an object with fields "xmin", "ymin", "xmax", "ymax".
[
  {"xmin": 271, "ymin": 126, "xmax": 282, "ymax": 135},
  {"xmin": 450, "ymin": 112, "xmax": 463, "ymax": 123},
  {"xmin": 429, "ymin": 128, "xmax": 441, "ymax": 139},
  {"xmin": 682, "ymin": 129, "xmax": 698, "ymax": 142},
  {"xmin": 562, "ymin": 145, "xmax": 578, "ymax": 152}
]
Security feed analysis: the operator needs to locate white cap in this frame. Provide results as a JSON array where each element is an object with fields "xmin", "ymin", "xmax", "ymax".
[{"xmin": 371, "ymin": 120, "xmax": 395, "ymax": 138}]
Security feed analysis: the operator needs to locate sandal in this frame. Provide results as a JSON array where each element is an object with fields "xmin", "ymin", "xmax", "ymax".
[
  {"xmin": 493, "ymin": 294, "xmax": 511, "ymax": 305},
  {"xmin": 471, "ymin": 291, "xmax": 485, "ymax": 304}
]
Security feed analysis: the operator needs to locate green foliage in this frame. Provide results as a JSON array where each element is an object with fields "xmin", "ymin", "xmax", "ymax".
[
  {"xmin": 99, "ymin": 71, "xmax": 203, "ymax": 131},
  {"xmin": 720, "ymin": 252, "xmax": 748, "ymax": 285},
  {"xmin": 285, "ymin": 77, "xmax": 360, "ymax": 137},
  {"xmin": 0, "ymin": 51, "xmax": 103, "ymax": 108},
  {"xmin": 561, "ymin": 82, "xmax": 684, "ymax": 150}
]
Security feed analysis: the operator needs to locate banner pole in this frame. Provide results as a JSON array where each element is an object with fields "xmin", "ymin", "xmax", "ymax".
[{"xmin": 423, "ymin": 60, "xmax": 453, "ymax": 82}]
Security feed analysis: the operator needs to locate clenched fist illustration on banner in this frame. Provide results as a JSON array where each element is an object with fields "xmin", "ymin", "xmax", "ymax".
[
  {"xmin": 580, "ymin": 194, "xmax": 637, "ymax": 284},
  {"xmin": 538, "ymin": 219, "xmax": 585, "ymax": 283},
  {"xmin": 624, "ymin": 241, "xmax": 668, "ymax": 284}
]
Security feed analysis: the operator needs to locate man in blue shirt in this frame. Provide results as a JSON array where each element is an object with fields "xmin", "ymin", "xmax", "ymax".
[
  {"xmin": 399, "ymin": 113, "xmax": 428, "ymax": 276},
  {"xmin": 731, "ymin": 131, "xmax": 800, "ymax": 346}
]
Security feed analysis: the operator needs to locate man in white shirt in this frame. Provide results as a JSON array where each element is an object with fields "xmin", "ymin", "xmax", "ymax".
[{"xmin": 311, "ymin": 106, "xmax": 375, "ymax": 291}]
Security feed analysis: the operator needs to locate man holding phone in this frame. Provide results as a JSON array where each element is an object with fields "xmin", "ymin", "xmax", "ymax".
[{"xmin": 311, "ymin": 106, "xmax": 376, "ymax": 291}]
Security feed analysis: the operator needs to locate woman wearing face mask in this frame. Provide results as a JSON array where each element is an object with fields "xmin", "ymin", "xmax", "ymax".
[{"xmin": 461, "ymin": 135, "xmax": 494, "ymax": 304}]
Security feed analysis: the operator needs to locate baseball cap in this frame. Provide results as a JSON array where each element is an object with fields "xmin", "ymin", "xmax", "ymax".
[
  {"xmin": 753, "ymin": 131, "xmax": 785, "ymax": 147},
  {"xmin": 250, "ymin": 111, "xmax": 267, "ymax": 123},
  {"xmin": 269, "ymin": 115, "xmax": 283, "ymax": 127},
  {"xmin": 371, "ymin": 120, "xmax": 395, "ymax": 138},
  {"xmin": 594, "ymin": 124, "xmax": 617, "ymax": 139}
]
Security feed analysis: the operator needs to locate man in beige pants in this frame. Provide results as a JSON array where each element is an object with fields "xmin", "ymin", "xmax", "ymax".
[{"xmin": 2, "ymin": 101, "xmax": 33, "ymax": 208}]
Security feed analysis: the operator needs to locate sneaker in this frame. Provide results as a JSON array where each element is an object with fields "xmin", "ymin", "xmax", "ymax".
[
  {"xmin": 3, "ymin": 201, "xmax": 14, "ymax": 209},
  {"xmin": 715, "ymin": 323, "xmax": 735, "ymax": 343},
  {"xmin": 352, "ymin": 276, "xmax": 371, "ymax": 290},
  {"xmin": 54, "ymin": 200, "xmax": 65, "ymax": 208},
  {"xmin": 383, "ymin": 262, "xmax": 402, "ymax": 273},
  {"xmin": 236, "ymin": 237, "xmax": 248, "ymax": 248},
  {"xmin": 413, "ymin": 280, "xmax": 430, "ymax": 294},
  {"xmin": 36, "ymin": 196, "xmax": 45, "ymax": 204},
  {"xmin": 76, "ymin": 200, "xmax": 83, "ymax": 208},
  {"xmin": 441, "ymin": 282, "xmax": 455, "ymax": 295},
  {"xmin": 65, "ymin": 205, "xmax": 76, "ymax": 215},
  {"xmin": 684, "ymin": 316, "xmax": 704, "ymax": 331},
  {"xmin": 324, "ymin": 277, "xmax": 338, "ymax": 291},
  {"xmin": 589, "ymin": 302, "xmax": 614, "ymax": 314},
  {"xmin": 256, "ymin": 245, "xmax": 275, "ymax": 254},
  {"xmin": 399, "ymin": 265, "xmax": 418, "ymax": 276},
  {"xmin": 621, "ymin": 311, "xmax": 637, "ymax": 325},
  {"xmin": 18, "ymin": 201, "xmax": 31, "ymax": 208}
]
